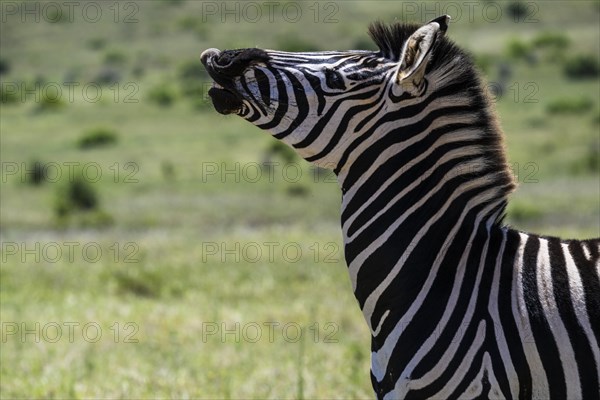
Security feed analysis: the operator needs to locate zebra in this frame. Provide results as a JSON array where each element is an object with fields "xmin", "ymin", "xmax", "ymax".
[{"xmin": 201, "ymin": 15, "xmax": 600, "ymax": 399}]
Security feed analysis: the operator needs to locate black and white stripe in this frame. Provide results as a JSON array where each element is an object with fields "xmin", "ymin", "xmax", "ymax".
[{"xmin": 202, "ymin": 15, "xmax": 600, "ymax": 399}]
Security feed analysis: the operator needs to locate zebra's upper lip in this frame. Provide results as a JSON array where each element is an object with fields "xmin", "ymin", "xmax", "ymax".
[
  {"xmin": 201, "ymin": 48, "xmax": 238, "ymax": 72},
  {"xmin": 201, "ymin": 47, "xmax": 270, "ymax": 78},
  {"xmin": 203, "ymin": 60, "xmax": 236, "ymax": 90},
  {"xmin": 201, "ymin": 48, "xmax": 221, "ymax": 66},
  {"xmin": 201, "ymin": 48, "xmax": 238, "ymax": 89}
]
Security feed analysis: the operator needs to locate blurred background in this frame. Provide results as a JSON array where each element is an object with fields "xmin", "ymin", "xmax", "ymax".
[{"xmin": 1, "ymin": 0, "xmax": 598, "ymax": 398}]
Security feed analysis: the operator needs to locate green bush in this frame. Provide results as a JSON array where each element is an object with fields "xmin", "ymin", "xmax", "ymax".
[
  {"xmin": 546, "ymin": 96, "xmax": 594, "ymax": 115},
  {"xmin": 569, "ymin": 143, "xmax": 600, "ymax": 175},
  {"xmin": 66, "ymin": 178, "xmax": 98, "ymax": 210},
  {"xmin": 187, "ymin": 82, "xmax": 211, "ymax": 108},
  {"xmin": 87, "ymin": 37, "xmax": 107, "ymax": 51},
  {"xmin": 54, "ymin": 175, "xmax": 99, "ymax": 218},
  {"xmin": 563, "ymin": 54, "xmax": 600, "ymax": 79},
  {"xmin": 181, "ymin": 81, "xmax": 205, "ymax": 102},
  {"xmin": 586, "ymin": 146, "xmax": 600, "ymax": 174},
  {"xmin": 107, "ymin": 262, "xmax": 184, "ymax": 299},
  {"xmin": 53, "ymin": 174, "xmax": 114, "ymax": 228},
  {"xmin": 148, "ymin": 84, "xmax": 177, "ymax": 107},
  {"xmin": 506, "ymin": 39, "xmax": 530, "ymax": 60},
  {"xmin": 286, "ymin": 185, "xmax": 310, "ymax": 197},
  {"xmin": 45, "ymin": 6, "xmax": 69, "ymax": 23},
  {"xmin": 265, "ymin": 140, "xmax": 297, "ymax": 164},
  {"xmin": 104, "ymin": 49, "xmax": 127, "ymax": 65},
  {"xmin": 506, "ymin": 1, "xmax": 529, "ymax": 22},
  {"xmin": 161, "ymin": 160, "xmax": 176, "ymax": 181},
  {"xmin": 36, "ymin": 89, "xmax": 65, "ymax": 112},
  {"xmin": 532, "ymin": 32, "xmax": 570, "ymax": 61},
  {"xmin": 77, "ymin": 127, "xmax": 118, "ymax": 149},
  {"xmin": 179, "ymin": 60, "xmax": 208, "ymax": 82},
  {"xmin": 111, "ymin": 268, "xmax": 163, "ymax": 298},
  {"xmin": 26, "ymin": 160, "xmax": 47, "ymax": 186},
  {"xmin": 132, "ymin": 65, "xmax": 145, "ymax": 78},
  {"xmin": 94, "ymin": 67, "xmax": 122, "ymax": 85},
  {"xmin": 0, "ymin": 57, "xmax": 10, "ymax": 75},
  {"xmin": 181, "ymin": 81, "xmax": 206, "ymax": 99},
  {"xmin": 532, "ymin": 32, "xmax": 570, "ymax": 50}
]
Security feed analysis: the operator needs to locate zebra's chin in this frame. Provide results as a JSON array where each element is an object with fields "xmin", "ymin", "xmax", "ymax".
[{"xmin": 207, "ymin": 86, "xmax": 243, "ymax": 115}]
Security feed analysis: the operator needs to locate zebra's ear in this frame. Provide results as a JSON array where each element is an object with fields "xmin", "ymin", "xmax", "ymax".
[{"xmin": 396, "ymin": 15, "xmax": 449, "ymax": 96}]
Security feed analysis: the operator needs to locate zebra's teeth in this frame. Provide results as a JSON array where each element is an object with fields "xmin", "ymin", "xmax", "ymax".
[{"xmin": 213, "ymin": 83, "xmax": 224, "ymax": 89}]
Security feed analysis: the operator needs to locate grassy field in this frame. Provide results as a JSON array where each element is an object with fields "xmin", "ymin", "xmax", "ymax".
[{"xmin": 1, "ymin": 1, "xmax": 599, "ymax": 398}]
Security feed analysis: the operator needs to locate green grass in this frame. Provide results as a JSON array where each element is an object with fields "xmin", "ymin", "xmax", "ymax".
[
  {"xmin": 1, "ymin": 1, "xmax": 599, "ymax": 398},
  {"xmin": 1, "ymin": 228, "xmax": 370, "ymax": 398}
]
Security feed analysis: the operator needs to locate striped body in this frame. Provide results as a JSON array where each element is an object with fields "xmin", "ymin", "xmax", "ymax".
[{"xmin": 202, "ymin": 16, "xmax": 600, "ymax": 399}]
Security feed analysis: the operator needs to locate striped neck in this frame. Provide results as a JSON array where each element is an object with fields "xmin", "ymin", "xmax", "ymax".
[{"xmin": 335, "ymin": 78, "xmax": 516, "ymax": 329}]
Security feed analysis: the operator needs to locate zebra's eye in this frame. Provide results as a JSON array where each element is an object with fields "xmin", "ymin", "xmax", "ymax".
[{"xmin": 324, "ymin": 68, "xmax": 346, "ymax": 90}]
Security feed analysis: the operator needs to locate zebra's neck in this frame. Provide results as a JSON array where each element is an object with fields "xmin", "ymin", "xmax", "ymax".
[{"xmin": 335, "ymin": 89, "xmax": 516, "ymax": 331}]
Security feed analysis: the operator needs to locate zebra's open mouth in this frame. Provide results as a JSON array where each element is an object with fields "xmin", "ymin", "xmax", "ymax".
[
  {"xmin": 207, "ymin": 83, "xmax": 243, "ymax": 115},
  {"xmin": 201, "ymin": 47, "xmax": 271, "ymax": 115}
]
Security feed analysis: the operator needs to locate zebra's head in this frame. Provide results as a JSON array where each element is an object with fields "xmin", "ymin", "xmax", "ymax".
[{"xmin": 201, "ymin": 16, "xmax": 460, "ymax": 169}]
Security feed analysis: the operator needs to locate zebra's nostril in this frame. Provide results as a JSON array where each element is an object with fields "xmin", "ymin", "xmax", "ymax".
[{"xmin": 201, "ymin": 48, "xmax": 221, "ymax": 66}]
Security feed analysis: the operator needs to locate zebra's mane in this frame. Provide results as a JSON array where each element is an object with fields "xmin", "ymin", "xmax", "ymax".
[
  {"xmin": 368, "ymin": 20, "xmax": 517, "ymax": 224},
  {"xmin": 368, "ymin": 20, "xmax": 465, "ymax": 67}
]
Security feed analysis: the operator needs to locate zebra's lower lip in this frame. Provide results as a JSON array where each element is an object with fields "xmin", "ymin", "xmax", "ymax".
[{"xmin": 208, "ymin": 86, "xmax": 243, "ymax": 115}]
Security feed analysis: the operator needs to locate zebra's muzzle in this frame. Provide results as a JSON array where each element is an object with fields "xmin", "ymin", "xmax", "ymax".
[
  {"xmin": 201, "ymin": 48, "xmax": 246, "ymax": 115},
  {"xmin": 201, "ymin": 48, "xmax": 270, "ymax": 115}
]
